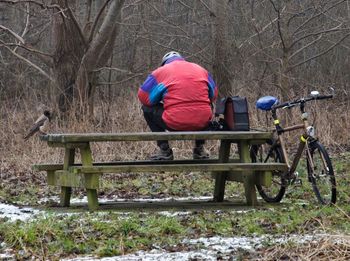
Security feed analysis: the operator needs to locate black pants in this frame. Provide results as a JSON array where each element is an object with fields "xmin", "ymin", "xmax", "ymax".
[{"xmin": 142, "ymin": 104, "xmax": 205, "ymax": 148}]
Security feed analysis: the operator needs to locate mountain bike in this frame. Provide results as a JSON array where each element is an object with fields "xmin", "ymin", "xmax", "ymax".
[{"xmin": 250, "ymin": 91, "xmax": 336, "ymax": 204}]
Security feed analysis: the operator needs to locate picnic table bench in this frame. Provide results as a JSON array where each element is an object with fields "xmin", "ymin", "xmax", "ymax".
[{"xmin": 33, "ymin": 131, "xmax": 288, "ymax": 210}]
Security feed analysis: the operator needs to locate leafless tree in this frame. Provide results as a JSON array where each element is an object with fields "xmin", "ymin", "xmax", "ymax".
[
  {"xmin": 1, "ymin": 0, "xmax": 350, "ymax": 119},
  {"xmin": 0, "ymin": 0, "xmax": 125, "ymax": 115},
  {"xmin": 238, "ymin": 0, "xmax": 350, "ymax": 100}
]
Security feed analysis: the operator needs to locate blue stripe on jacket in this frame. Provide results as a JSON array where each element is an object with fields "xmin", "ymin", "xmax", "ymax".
[
  {"xmin": 141, "ymin": 74, "xmax": 167, "ymax": 105},
  {"xmin": 141, "ymin": 75, "xmax": 158, "ymax": 92},
  {"xmin": 208, "ymin": 73, "xmax": 216, "ymax": 99},
  {"xmin": 149, "ymin": 83, "xmax": 167, "ymax": 104}
]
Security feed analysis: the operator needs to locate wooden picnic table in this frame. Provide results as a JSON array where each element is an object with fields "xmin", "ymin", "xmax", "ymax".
[{"xmin": 34, "ymin": 131, "xmax": 288, "ymax": 210}]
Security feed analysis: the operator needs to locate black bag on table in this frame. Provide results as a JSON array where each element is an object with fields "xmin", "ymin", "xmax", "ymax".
[{"xmin": 215, "ymin": 96, "xmax": 250, "ymax": 131}]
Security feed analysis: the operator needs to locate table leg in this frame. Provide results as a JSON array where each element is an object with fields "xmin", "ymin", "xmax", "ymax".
[
  {"xmin": 213, "ymin": 140, "xmax": 231, "ymax": 202},
  {"xmin": 80, "ymin": 144, "xmax": 99, "ymax": 211},
  {"xmin": 60, "ymin": 148, "xmax": 74, "ymax": 207},
  {"xmin": 239, "ymin": 141, "xmax": 257, "ymax": 206},
  {"xmin": 60, "ymin": 187, "xmax": 72, "ymax": 207}
]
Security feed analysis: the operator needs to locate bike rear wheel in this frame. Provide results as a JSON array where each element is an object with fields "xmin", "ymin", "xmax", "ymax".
[
  {"xmin": 250, "ymin": 142, "xmax": 287, "ymax": 203},
  {"xmin": 307, "ymin": 141, "xmax": 336, "ymax": 204}
]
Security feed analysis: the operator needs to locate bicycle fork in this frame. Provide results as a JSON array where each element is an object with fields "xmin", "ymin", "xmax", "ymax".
[{"xmin": 306, "ymin": 140, "xmax": 330, "ymax": 180}]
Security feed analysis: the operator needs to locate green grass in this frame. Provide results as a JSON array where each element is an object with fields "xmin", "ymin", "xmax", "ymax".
[
  {"xmin": 0, "ymin": 153, "xmax": 349, "ymax": 259},
  {"xmin": 1, "ymin": 204, "xmax": 350, "ymax": 259}
]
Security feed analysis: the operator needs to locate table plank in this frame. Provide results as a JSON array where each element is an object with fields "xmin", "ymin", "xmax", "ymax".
[
  {"xmin": 71, "ymin": 162, "xmax": 288, "ymax": 174},
  {"xmin": 40, "ymin": 131, "xmax": 272, "ymax": 143},
  {"xmin": 33, "ymin": 159, "xmax": 240, "ymax": 171}
]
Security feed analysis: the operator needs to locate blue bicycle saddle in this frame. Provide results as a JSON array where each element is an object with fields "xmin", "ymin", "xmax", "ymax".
[{"xmin": 256, "ymin": 96, "xmax": 279, "ymax": 111}]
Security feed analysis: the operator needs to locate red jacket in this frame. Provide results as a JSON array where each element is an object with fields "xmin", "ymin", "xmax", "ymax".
[{"xmin": 138, "ymin": 58, "xmax": 218, "ymax": 130}]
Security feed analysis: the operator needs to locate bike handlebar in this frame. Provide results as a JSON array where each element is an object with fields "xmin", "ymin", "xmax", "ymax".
[{"xmin": 272, "ymin": 94, "xmax": 333, "ymax": 110}]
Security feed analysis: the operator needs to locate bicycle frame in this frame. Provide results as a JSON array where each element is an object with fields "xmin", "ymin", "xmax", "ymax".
[{"xmin": 270, "ymin": 101, "xmax": 317, "ymax": 179}]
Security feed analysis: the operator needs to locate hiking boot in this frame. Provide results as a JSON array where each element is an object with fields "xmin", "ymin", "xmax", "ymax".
[
  {"xmin": 150, "ymin": 145, "xmax": 174, "ymax": 160},
  {"xmin": 193, "ymin": 145, "xmax": 210, "ymax": 160}
]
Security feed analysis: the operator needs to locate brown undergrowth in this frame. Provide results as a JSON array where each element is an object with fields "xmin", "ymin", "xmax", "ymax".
[
  {"xmin": 253, "ymin": 235, "xmax": 350, "ymax": 260},
  {"xmin": 2, "ymin": 90, "xmax": 348, "ymax": 163}
]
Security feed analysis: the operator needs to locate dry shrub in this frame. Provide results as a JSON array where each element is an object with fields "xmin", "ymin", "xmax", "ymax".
[{"xmin": 0, "ymin": 87, "xmax": 348, "ymax": 175}]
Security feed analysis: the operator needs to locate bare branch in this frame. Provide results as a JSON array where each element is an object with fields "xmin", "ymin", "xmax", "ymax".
[
  {"xmin": 96, "ymin": 73, "xmax": 143, "ymax": 86},
  {"xmin": 137, "ymin": 35, "xmax": 212, "ymax": 65},
  {"xmin": 85, "ymin": 0, "xmax": 92, "ymax": 26},
  {"xmin": 0, "ymin": 0, "xmax": 62, "ymax": 10},
  {"xmin": 269, "ymin": 0, "xmax": 286, "ymax": 51},
  {"xmin": 293, "ymin": 0, "xmax": 346, "ymax": 35},
  {"xmin": 198, "ymin": 0, "xmax": 216, "ymax": 17},
  {"xmin": 288, "ymin": 32, "xmax": 350, "ymax": 71},
  {"xmin": 245, "ymin": 1, "xmax": 272, "ymax": 51},
  {"xmin": 84, "ymin": 0, "xmax": 125, "ymax": 69},
  {"xmin": 147, "ymin": 2, "xmax": 206, "ymax": 53},
  {"xmin": 21, "ymin": 3, "xmax": 30, "ymax": 37},
  {"xmin": 65, "ymin": 1, "xmax": 87, "ymax": 48},
  {"xmin": 290, "ymin": 24, "xmax": 347, "ymax": 50},
  {"xmin": 1, "ymin": 22, "xmax": 53, "ymax": 65},
  {"xmin": 0, "ymin": 25, "xmax": 25, "ymax": 44},
  {"xmin": 2, "ymin": 42, "xmax": 53, "ymax": 59},
  {"xmin": 0, "ymin": 43, "xmax": 53, "ymax": 82},
  {"xmin": 177, "ymin": 0, "xmax": 192, "ymax": 10},
  {"xmin": 238, "ymin": 12, "xmax": 282, "ymax": 49},
  {"xmin": 287, "ymin": 7, "xmax": 313, "ymax": 27},
  {"xmin": 93, "ymin": 67, "xmax": 137, "ymax": 74},
  {"xmin": 88, "ymin": 0, "xmax": 111, "ymax": 43},
  {"xmin": 288, "ymin": 34, "xmax": 323, "ymax": 61},
  {"xmin": 13, "ymin": 3, "xmax": 30, "ymax": 52}
]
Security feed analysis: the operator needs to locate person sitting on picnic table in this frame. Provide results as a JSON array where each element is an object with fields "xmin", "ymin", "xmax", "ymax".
[{"xmin": 138, "ymin": 51, "xmax": 218, "ymax": 160}]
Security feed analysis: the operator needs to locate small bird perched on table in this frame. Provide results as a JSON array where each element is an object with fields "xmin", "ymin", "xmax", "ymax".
[{"xmin": 23, "ymin": 110, "xmax": 52, "ymax": 140}]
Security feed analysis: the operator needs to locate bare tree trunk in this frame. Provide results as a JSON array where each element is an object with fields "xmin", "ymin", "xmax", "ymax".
[
  {"xmin": 75, "ymin": 0, "xmax": 125, "ymax": 116},
  {"xmin": 275, "ymin": 1, "xmax": 293, "ymax": 102},
  {"xmin": 212, "ymin": 0, "xmax": 231, "ymax": 97},
  {"xmin": 52, "ymin": 0, "xmax": 86, "ymax": 113},
  {"xmin": 50, "ymin": 0, "xmax": 125, "ymax": 116}
]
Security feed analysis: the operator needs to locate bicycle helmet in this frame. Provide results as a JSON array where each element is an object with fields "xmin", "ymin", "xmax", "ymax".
[{"xmin": 161, "ymin": 51, "xmax": 182, "ymax": 65}]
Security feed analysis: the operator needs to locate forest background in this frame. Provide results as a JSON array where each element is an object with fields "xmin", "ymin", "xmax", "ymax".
[{"xmin": 1, "ymin": 0, "xmax": 349, "ymax": 147}]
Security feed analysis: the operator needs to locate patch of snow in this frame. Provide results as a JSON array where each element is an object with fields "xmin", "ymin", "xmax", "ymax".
[
  {"xmin": 69, "ymin": 196, "xmax": 213, "ymax": 204},
  {"xmin": 184, "ymin": 235, "xmax": 264, "ymax": 252},
  {"xmin": 37, "ymin": 196, "xmax": 59, "ymax": 204},
  {"xmin": 62, "ymin": 234, "xmax": 331, "ymax": 261},
  {"xmin": 0, "ymin": 203, "xmax": 42, "ymax": 222},
  {"xmin": 157, "ymin": 211, "xmax": 192, "ymax": 217},
  {"xmin": 0, "ymin": 195, "xmax": 246, "ymax": 224},
  {"xmin": 62, "ymin": 250, "xmax": 220, "ymax": 261},
  {"xmin": 184, "ymin": 233, "xmax": 334, "ymax": 250},
  {"xmin": 0, "ymin": 242, "xmax": 15, "ymax": 260},
  {"xmin": 0, "ymin": 251, "xmax": 15, "ymax": 260}
]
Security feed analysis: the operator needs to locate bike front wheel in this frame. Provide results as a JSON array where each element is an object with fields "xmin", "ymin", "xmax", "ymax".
[
  {"xmin": 250, "ymin": 142, "xmax": 287, "ymax": 203},
  {"xmin": 307, "ymin": 141, "xmax": 336, "ymax": 204}
]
